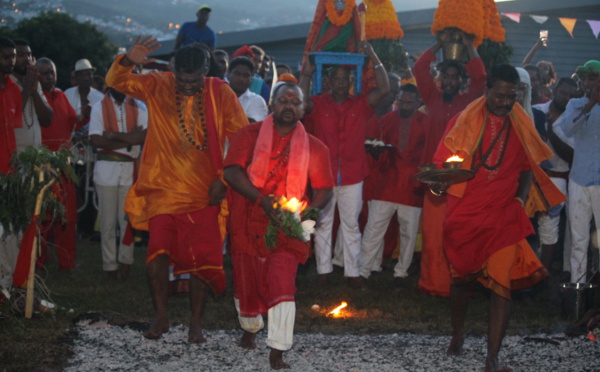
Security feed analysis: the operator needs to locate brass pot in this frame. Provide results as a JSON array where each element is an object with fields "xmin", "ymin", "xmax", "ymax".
[{"xmin": 441, "ymin": 28, "xmax": 468, "ymax": 62}]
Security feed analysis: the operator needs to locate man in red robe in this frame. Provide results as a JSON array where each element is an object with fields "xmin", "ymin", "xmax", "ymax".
[
  {"xmin": 415, "ymin": 31, "xmax": 487, "ymax": 297},
  {"xmin": 360, "ymin": 84, "xmax": 428, "ymax": 283},
  {"xmin": 432, "ymin": 64, "xmax": 563, "ymax": 372},
  {"xmin": 0, "ymin": 36, "xmax": 22, "ymax": 292},
  {"xmin": 105, "ymin": 37, "xmax": 247, "ymax": 343},
  {"xmin": 224, "ymin": 82, "xmax": 333, "ymax": 370},
  {"xmin": 36, "ymin": 57, "xmax": 78, "ymax": 271}
]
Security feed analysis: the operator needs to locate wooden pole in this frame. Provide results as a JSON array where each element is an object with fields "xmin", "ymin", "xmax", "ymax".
[{"xmin": 25, "ymin": 178, "xmax": 55, "ymax": 319}]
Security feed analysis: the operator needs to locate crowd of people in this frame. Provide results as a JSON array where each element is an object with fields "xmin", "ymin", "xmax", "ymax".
[{"xmin": 1, "ymin": 4, "xmax": 599, "ymax": 370}]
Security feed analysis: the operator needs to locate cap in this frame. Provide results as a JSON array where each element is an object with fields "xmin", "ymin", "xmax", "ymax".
[
  {"xmin": 74, "ymin": 58, "xmax": 96, "ymax": 72},
  {"xmin": 576, "ymin": 60, "xmax": 600, "ymax": 77},
  {"xmin": 197, "ymin": 5, "xmax": 211, "ymax": 12}
]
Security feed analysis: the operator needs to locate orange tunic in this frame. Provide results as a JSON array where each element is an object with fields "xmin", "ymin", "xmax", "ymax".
[{"xmin": 105, "ymin": 55, "xmax": 248, "ymax": 230}]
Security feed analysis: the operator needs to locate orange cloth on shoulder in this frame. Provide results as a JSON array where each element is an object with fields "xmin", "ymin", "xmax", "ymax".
[{"xmin": 442, "ymin": 96, "xmax": 565, "ymax": 214}]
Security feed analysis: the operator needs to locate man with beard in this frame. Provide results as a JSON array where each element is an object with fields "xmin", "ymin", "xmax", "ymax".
[
  {"xmin": 11, "ymin": 38, "xmax": 53, "ymax": 151},
  {"xmin": 105, "ymin": 37, "xmax": 247, "ymax": 342},
  {"xmin": 560, "ymin": 60, "xmax": 600, "ymax": 284},
  {"xmin": 432, "ymin": 64, "xmax": 563, "ymax": 371},
  {"xmin": 89, "ymin": 87, "xmax": 147, "ymax": 281},
  {"xmin": 533, "ymin": 77, "xmax": 578, "ymax": 272},
  {"xmin": 228, "ymin": 57, "xmax": 267, "ymax": 123},
  {"xmin": 35, "ymin": 57, "xmax": 78, "ymax": 271},
  {"xmin": 224, "ymin": 82, "xmax": 333, "ymax": 370},
  {"xmin": 0, "ymin": 36, "xmax": 22, "ymax": 292},
  {"xmin": 359, "ymin": 84, "xmax": 428, "ymax": 283},
  {"xmin": 64, "ymin": 58, "xmax": 104, "ymax": 128},
  {"xmin": 415, "ymin": 30, "xmax": 486, "ymax": 298}
]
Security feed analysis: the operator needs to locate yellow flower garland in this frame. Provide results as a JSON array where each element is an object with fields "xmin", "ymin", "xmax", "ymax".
[
  {"xmin": 326, "ymin": 0, "xmax": 356, "ymax": 27},
  {"xmin": 364, "ymin": 0, "xmax": 404, "ymax": 39}
]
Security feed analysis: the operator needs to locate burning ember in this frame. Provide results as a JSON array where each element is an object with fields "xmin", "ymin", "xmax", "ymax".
[
  {"xmin": 328, "ymin": 302, "xmax": 348, "ymax": 317},
  {"xmin": 275, "ymin": 196, "xmax": 307, "ymax": 213},
  {"xmin": 445, "ymin": 155, "xmax": 464, "ymax": 163}
]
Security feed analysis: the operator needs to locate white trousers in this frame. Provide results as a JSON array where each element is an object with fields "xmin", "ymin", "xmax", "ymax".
[
  {"xmin": 568, "ymin": 182, "xmax": 600, "ymax": 283},
  {"xmin": 538, "ymin": 177, "xmax": 567, "ymax": 245},
  {"xmin": 235, "ymin": 298, "xmax": 295, "ymax": 351},
  {"xmin": 96, "ymin": 184, "xmax": 134, "ymax": 271},
  {"xmin": 314, "ymin": 182, "xmax": 363, "ymax": 277},
  {"xmin": 0, "ymin": 225, "xmax": 20, "ymax": 291},
  {"xmin": 359, "ymin": 200, "xmax": 422, "ymax": 278}
]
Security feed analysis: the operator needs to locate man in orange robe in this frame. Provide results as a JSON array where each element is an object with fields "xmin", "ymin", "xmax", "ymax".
[
  {"xmin": 105, "ymin": 37, "xmax": 247, "ymax": 343},
  {"xmin": 431, "ymin": 64, "xmax": 564, "ymax": 372}
]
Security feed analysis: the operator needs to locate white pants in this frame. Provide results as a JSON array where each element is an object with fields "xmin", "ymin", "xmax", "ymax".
[
  {"xmin": 0, "ymin": 225, "xmax": 20, "ymax": 291},
  {"xmin": 96, "ymin": 184, "xmax": 134, "ymax": 271},
  {"xmin": 538, "ymin": 177, "xmax": 567, "ymax": 245},
  {"xmin": 568, "ymin": 182, "xmax": 600, "ymax": 283},
  {"xmin": 359, "ymin": 200, "xmax": 422, "ymax": 278},
  {"xmin": 235, "ymin": 298, "xmax": 295, "ymax": 351},
  {"xmin": 314, "ymin": 182, "xmax": 363, "ymax": 277}
]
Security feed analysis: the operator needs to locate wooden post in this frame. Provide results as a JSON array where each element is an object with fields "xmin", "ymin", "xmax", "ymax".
[{"xmin": 24, "ymin": 178, "xmax": 55, "ymax": 319}]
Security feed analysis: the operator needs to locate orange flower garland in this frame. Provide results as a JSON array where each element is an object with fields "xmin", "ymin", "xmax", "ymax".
[
  {"xmin": 325, "ymin": 0, "xmax": 357, "ymax": 27},
  {"xmin": 431, "ymin": 0, "xmax": 485, "ymax": 47},
  {"xmin": 483, "ymin": 0, "xmax": 505, "ymax": 43},
  {"xmin": 364, "ymin": 0, "xmax": 404, "ymax": 39}
]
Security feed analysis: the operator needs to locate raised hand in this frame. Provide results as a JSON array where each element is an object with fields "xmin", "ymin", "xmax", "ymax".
[{"xmin": 126, "ymin": 36, "xmax": 161, "ymax": 65}]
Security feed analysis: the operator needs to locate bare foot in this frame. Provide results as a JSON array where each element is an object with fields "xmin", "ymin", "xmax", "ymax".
[
  {"xmin": 188, "ymin": 319, "xmax": 207, "ymax": 343},
  {"xmin": 446, "ymin": 335, "xmax": 464, "ymax": 356},
  {"xmin": 269, "ymin": 349, "xmax": 290, "ymax": 370},
  {"xmin": 240, "ymin": 330, "xmax": 257, "ymax": 349},
  {"xmin": 143, "ymin": 317, "xmax": 169, "ymax": 339},
  {"xmin": 484, "ymin": 357, "xmax": 513, "ymax": 372}
]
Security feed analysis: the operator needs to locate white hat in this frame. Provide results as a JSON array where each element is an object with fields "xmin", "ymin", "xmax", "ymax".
[{"xmin": 74, "ymin": 58, "xmax": 96, "ymax": 72}]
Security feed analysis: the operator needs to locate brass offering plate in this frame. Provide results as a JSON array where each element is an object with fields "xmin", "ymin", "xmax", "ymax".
[{"xmin": 414, "ymin": 168, "xmax": 474, "ymax": 185}]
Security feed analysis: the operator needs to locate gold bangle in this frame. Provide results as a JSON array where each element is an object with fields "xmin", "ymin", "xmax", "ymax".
[
  {"xmin": 514, "ymin": 196, "xmax": 524, "ymax": 206},
  {"xmin": 373, "ymin": 63, "xmax": 384, "ymax": 70}
]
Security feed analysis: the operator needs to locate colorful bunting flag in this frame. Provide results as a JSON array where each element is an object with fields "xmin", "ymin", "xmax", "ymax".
[
  {"xmin": 559, "ymin": 17, "xmax": 577, "ymax": 38},
  {"xmin": 587, "ymin": 20, "xmax": 600, "ymax": 39},
  {"xmin": 530, "ymin": 15, "xmax": 548, "ymax": 24},
  {"xmin": 502, "ymin": 13, "xmax": 521, "ymax": 23}
]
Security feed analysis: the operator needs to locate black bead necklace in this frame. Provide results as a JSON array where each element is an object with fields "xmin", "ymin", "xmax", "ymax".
[{"xmin": 175, "ymin": 89, "xmax": 208, "ymax": 152}]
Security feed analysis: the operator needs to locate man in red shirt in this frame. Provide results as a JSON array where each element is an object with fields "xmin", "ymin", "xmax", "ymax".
[
  {"xmin": 299, "ymin": 41, "xmax": 389, "ymax": 289},
  {"xmin": 36, "ymin": 57, "xmax": 78, "ymax": 271},
  {"xmin": 415, "ymin": 31, "xmax": 487, "ymax": 297},
  {"xmin": 0, "ymin": 37, "xmax": 20, "ymax": 174},
  {"xmin": 0, "ymin": 36, "xmax": 22, "ymax": 292},
  {"xmin": 224, "ymin": 82, "xmax": 333, "ymax": 369},
  {"xmin": 359, "ymin": 84, "xmax": 428, "ymax": 283}
]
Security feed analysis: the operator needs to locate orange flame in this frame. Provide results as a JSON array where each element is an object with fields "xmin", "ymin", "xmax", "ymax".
[
  {"xmin": 278, "ymin": 196, "xmax": 307, "ymax": 213},
  {"xmin": 328, "ymin": 301, "xmax": 348, "ymax": 316},
  {"xmin": 588, "ymin": 331, "xmax": 597, "ymax": 342},
  {"xmin": 446, "ymin": 155, "xmax": 464, "ymax": 163}
]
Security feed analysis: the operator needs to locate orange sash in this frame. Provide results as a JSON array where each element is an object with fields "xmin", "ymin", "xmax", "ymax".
[
  {"xmin": 101, "ymin": 94, "xmax": 138, "ymax": 133},
  {"xmin": 443, "ymin": 97, "xmax": 565, "ymax": 214}
]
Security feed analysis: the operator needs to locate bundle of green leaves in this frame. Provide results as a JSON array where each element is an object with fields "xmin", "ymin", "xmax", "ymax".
[
  {"xmin": 0, "ymin": 146, "xmax": 76, "ymax": 234},
  {"xmin": 264, "ymin": 197, "xmax": 321, "ymax": 249}
]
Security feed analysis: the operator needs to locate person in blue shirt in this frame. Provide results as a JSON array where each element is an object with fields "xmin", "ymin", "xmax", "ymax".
[{"xmin": 175, "ymin": 5, "xmax": 216, "ymax": 51}]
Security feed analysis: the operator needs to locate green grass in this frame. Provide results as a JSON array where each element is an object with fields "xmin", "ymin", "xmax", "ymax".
[{"xmin": 0, "ymin": 238, "xmax": 569, "ymax": 371}]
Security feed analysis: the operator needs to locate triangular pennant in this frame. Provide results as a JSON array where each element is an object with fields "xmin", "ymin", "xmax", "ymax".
[
  {"xmin": 530, "ymin": 15, "xmax": 548, "ymax": 24},
  {"xmin": 502, "ymin": 13, "xmax": 521, "ymax": 23},
  {"xmin": 587, "ymin": 20, "xmax": 600, "ymax": 39},
  {"xmin": 559, "ymin": 18, "xmax": 577, "ymax": 38}
]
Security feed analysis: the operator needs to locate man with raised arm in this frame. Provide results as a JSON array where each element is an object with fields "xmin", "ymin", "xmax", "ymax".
[{"xmin": 105, "ymin": 36, "xmax": 247, "ymax": 343}]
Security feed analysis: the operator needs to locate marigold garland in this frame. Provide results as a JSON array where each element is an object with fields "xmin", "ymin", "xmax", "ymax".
[
  {"xmin": 325, "ymin": 0, "xmax": 356, "ymax": 27},
  {"xmin": 483, "ymin": 0, "xmax": 505, "ymax": 43},
  {"xmin": 431, "ymin": 0, "xmax": 485, "ymax": 48},
  {"xmin": 364, "ymin": 0, "xmax": 404, "ymax": 40}
]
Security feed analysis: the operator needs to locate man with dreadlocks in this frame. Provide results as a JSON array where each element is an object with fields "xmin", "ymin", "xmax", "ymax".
[{"xmin": 105, "ymin": 36, "xmax": 247, "ymax": 343}]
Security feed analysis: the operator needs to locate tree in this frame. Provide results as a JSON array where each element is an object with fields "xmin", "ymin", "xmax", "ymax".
[{"xmin": 0, "ymin": 12, "xmax": 118, "ymax": 89}]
